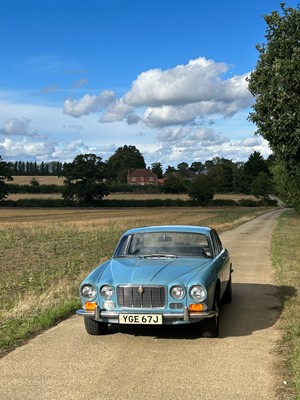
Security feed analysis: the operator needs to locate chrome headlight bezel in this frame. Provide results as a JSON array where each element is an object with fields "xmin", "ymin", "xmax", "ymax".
[
  {"xmin": 100, "ymin": 285, "xmax": 114, "ymax": 299},
  {"xmin": 189, "ymin": 285, "xmax": 207, "ymax": 302},
  {"xmin": 81, "ymin": 284, "xmax": 97, "ymax": 300},
  {"xmin": 170, "ymin": 285, "xmax": 185, "ymax": 300}
]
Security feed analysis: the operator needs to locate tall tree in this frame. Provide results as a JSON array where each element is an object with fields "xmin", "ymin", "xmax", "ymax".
[
  {"xmin": 106, "ymin": 145, "xmax": 146, "ymax": 182},
  {"xmin": 243, "ymin": 151, "xmax": 269, "ymax": 182},
  {"xmin": 247, "ymin": 3, "xmax": 300, "ymax": 210},
  {"xmin": 0, "ymin": 156, "xmax": 13, "ymax": 201},
  {"xmin": 207, "ymin": 157, "xmax": 236, "ymax": 193},
  {"xmin": 177, "ymin": 162, "xmax": 189, "ymax": 178},
  {"xmin": 151, "ymin": 162, "xmax": 163, "ymax": 179},
  {"xmin": 62, "ymin": 154, "xmax": 109, "ymax": 205},
  {"xmin": 188, "ymin": 174, "xmax": 214, "ymax": 205}
]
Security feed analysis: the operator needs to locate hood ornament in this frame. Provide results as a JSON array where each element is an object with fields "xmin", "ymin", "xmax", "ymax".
[{"xmin": 138, "ymin": 285, "xmax": 144, "ymax": 294}]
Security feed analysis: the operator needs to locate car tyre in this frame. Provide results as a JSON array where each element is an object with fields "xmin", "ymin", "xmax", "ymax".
[
  {"xmin": 84, "ymin": 317, "xmax": 108, "ymax": 335},
  {"xmin": 200, "ymin": 294, "xmax": 219, "ymax": 338}
]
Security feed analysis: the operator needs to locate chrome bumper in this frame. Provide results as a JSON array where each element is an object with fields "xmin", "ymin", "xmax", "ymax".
[{"xmin": 76, "ymin": 306, "xmax": 215, "ymax": 323}]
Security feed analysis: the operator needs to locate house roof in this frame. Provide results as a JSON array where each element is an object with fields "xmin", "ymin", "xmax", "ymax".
[{"xmin": 128, "ymin": 168, "xmax": 158, "ymax": 178}]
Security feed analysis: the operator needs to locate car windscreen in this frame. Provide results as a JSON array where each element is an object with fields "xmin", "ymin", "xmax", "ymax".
[{"xmin": 115, "ymin": 231, "xmax": 211, "ymax": 257}]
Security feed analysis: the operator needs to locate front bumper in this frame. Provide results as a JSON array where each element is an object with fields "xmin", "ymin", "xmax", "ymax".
[{"xmin": 76, "ymin": 306, "xmax": 215, "ymax": 324}]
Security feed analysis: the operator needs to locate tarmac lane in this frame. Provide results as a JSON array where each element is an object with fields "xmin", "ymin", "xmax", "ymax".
[{"xmin": 0, "ymin": 209, "xmax": 287, "ymax": 400}]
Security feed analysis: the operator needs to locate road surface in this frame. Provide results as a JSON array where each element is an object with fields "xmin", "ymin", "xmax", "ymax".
[{"xmin": 0, "ymin": 209, "xmax": 287, "ymax": 400}]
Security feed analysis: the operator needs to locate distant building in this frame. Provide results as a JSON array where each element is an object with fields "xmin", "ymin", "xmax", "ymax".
[{"xmin": 127, "ymin": 168, "xmax": 158, "ymax": 186}]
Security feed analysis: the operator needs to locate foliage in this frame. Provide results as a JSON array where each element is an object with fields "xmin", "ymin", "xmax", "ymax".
[
  {"xmin": 0, "ymin": 156, "xmax": 13, "ymax": 201},
  {"xmin": 62, "ymin": 153, "xmax": 109, "ymax": 205},
  {"xmin": 207, "ymin": 157, "xmax": 237, "ymax": 193},
  {"xmin": 151, "ymin": 162, "xmax": 163, "ymax": 179},
  {"xmin": 247, "ymin": 3, "xmax": 300, "ymax": 211},
  {"xmin": 188, "ymin": 174, "xmax": 214, "ymax": 204},
  {"xmin": 242, "ymin": 151, "xmax": 270, "ymax": 193},
  {"xmin": 105, "ymin": 145, "xmax": 146, "ymax": 182},
  {"xmin": 7, "ymin": 183, "xmax": 63, "ymax": 194},
  {"xmin": 7, "ymin": 160, "xmax": 64, "ymax": 176},
  {"xmin": 163, "ymin": 174, "xmax": 187, "ymax": 194},
  {"xmin": 251, "ymin": 171, "xmax": 273, "ymax": 200},
  {"xmin": 271, "ymin": 157, "xmax": 300, "ymax": 209},
  {"xmin": 177, "ymin": 162, "xmax": 190, "ymax": 178}
]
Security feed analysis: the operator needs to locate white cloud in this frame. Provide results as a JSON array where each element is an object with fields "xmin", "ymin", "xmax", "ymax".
[
  {"xmin": 123, "ymin": 57, "xmax": 252, "ymax": 109},
  {"xmin": 0, "ymin": 138, "xmax": 54, "ymax": 157},
  {"xmin": 0, "ymin": 118, "xmax": 38, "ymax": 136},
  {"xmin": 123, "ymin": 57, "xmax": 229, "ymax": 107},
  {"xmin": 63, "ymin": 90, "xmax": 116, "ymax": 117},
  {"xmin": 100, "ymin": 99, "xmax": 135, "ymax": 122}
]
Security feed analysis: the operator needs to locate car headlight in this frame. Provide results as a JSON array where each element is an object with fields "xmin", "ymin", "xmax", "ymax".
[
  {"xmin": 81, "ymin": 284, "xmax": 97, "ymax": 300},
  {"xmin": 170, "ymin": 285, "xmax": 185, "ymax": 300},
  {"xmin": 100, "ymin": 285, "xmax": 114, "ymax": 299},
  {"xmin": 190, "ymin": 285, "xmax": 207, "ymax": 302}
]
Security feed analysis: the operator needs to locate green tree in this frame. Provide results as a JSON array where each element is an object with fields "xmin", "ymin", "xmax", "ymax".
[
  {"xmin": 247, "ymin": 3, "xmax": 300, "ymax": 210},
  {"xmin": 207, "ymin": 157, "xmax": 236, "ymax": 193},
  {"xmin": 0, "ymin": 156, "xmax": 13, "ymax": 201},
  {"xmin": 251, "ymin": 172, "xmax": 273, "ymax": 200},
  {"xmin": 62, "ymin": 154, "xmax": 109, "ymax": 205},
  {"xmin": 188, "ymin": 174, "xmax": 214, "ymax": 205},
  {"xmin": 106, "ymin": 145, "xmax": 146, "ymax": 182},
  {"xmin": 242, "ymin": 151, "xmax": 270, "ymax": 193},
  {"xmin": 151, "ymin": 162, "xmax": 163, "ymax": 179},
  {"xmin": 177, "ymin": 162, "xmax": 189, "ymax": 178},
  {"xmin": 189, "ymin": 161, "xmax": 204, "ymax": 173},
  {"xmin": 163, "ymin": 175, "xmax": 186, "ymax": 194},
  {"xmin": 164, "ymin": 165, "xmax": 176, "ymax": 177}
]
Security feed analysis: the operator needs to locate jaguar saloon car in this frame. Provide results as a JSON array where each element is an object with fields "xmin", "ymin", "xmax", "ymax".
[{"xmin": 77, "ymin": 225, "xmax": 232, "ymax": 338}]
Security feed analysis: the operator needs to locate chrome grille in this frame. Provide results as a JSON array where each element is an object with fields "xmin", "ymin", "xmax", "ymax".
[{"xmin": 117, "ymin": 285, "xmax": 166, "ymax": 308}]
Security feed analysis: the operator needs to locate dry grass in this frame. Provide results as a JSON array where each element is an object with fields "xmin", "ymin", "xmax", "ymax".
[{"xmin": 12, "ymin": 176, "xmax": 65, "ymax": 185}]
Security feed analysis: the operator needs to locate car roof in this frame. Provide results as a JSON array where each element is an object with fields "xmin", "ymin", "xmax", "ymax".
[{"xmin": 123, "ymin": 225, "xmax": 212, "ymax": 235}]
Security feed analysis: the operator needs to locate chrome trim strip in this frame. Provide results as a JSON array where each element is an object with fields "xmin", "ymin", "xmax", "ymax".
[{"xmin": 76, "ymin": 308, "xmax": 215, "ymax": 321}]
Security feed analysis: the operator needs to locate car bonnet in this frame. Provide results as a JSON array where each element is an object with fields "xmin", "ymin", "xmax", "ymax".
[{"xmin": 98, "ymin": 256, "xmax": 212, "ymax": 285}]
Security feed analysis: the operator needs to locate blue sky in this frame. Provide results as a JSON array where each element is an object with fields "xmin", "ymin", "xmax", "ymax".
[{"xmin": 0, "ymin": 0, "xmax": 299, "ymax": 170}]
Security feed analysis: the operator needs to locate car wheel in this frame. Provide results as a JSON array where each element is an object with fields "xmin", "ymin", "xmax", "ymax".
[
  {"xmin": 84, "ymin": 317, "xmax": 108, "ymax": 335},
  {"xmin": 222, "ymin": 276, "xmax": 232, "ymax": 304},
  {"xmin": 200, "ymin": 294, "xmax": 219, "ymax": 338}
]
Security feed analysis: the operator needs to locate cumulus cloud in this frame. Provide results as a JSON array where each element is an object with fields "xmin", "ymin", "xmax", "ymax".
[
  {"xmin": 157, "ymin": 126, "xmax": 228, "ymax": 147},
  {"xmin": 63, "ymin": 90, "xmax": 116, "ymax": 117},
  {"xmin": 0, "ymin": 118, "xmax": 38, "ymax": 136},
  {"xmin": 119, "ymin": 58, "xmax": 254, "ymax": 128},
  {"xmin": 62, "ymin": 57, "xmax": 253, "ymax": 129},
  {"xmin": 100, "ymin": 99, "xmax": 135, "ymax": 122},
  {"xmin": 123, "ymin": 58, "xmax": 228, "ymax": 107},
  {"xmin": 0, "ymin": 138, "xmax": 54, "ymax": 157},
  {"xmin": 123, "ymin": 57, "xmax": 252, "ymax": 107}
]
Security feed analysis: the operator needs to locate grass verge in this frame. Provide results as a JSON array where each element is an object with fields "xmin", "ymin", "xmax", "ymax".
[
  {"xmin": 272, "ymin": 210, "xmax": 300, "ymax": 399},
  {"xmin": 0, "ymin": 206, "xmax": 272, "ymax": 357}
]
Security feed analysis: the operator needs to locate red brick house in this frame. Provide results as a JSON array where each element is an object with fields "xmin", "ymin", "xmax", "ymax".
[{"xmin": 127, "ymin": 168, "xmax": 158, "ymax": 185}]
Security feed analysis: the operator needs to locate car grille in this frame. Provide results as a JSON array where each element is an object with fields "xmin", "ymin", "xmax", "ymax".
[{"xmin": 117, "ymin": 285, "xmax": 166, "ymax": 308}]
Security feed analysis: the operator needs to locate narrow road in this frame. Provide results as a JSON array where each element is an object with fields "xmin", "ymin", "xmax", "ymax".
[{"xmin": 0, "ymin": 209, "xmax": 286, "ymax": 400}]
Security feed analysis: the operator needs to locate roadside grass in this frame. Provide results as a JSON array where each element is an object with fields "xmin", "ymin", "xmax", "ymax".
[
  {"xmin": 272, "ymin": 210, "xmax": 300, "ymax": 399},
  {"xmin": 0, "ymin": 206, "xmax": 271, "ymax": 356}
]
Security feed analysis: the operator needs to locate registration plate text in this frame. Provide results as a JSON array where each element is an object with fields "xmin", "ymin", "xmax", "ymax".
[{"xmin": 119, "ymin": 314, "xmax": 162, "ymax": 325}]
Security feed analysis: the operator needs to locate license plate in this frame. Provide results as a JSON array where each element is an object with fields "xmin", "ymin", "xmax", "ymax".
[{"xmin": 119, "ymin": 314, "xmax": 162, "ymax": 325}]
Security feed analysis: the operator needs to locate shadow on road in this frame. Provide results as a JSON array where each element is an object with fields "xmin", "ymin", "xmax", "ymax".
[
  {"xmin": 219, "ymin": 283, "xmax": 296, "ymax": 338},
  {"xmin": 105, "ymin": 283, "xmax": 296, "ymax": 340}
]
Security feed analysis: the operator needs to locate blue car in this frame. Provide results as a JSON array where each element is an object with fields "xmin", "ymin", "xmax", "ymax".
[{"xmin": 77, "ymin": 225, "xmax": 232, "ymax": 338}]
